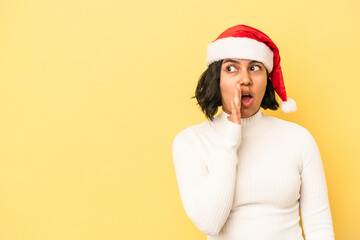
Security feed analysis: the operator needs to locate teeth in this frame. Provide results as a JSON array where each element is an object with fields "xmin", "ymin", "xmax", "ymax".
[{"xmin": 242, "ymin": 94, "xmax": 251, "ymax": 97}]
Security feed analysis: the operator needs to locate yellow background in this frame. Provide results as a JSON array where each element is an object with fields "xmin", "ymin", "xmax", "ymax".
[{"xmin": 0, "ymin": 0, "xmax": 359, "ymax": 239}]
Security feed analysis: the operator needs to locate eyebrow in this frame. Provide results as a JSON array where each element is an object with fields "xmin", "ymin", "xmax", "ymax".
[{"xmin": 223, "ymin": 59, "xmax": 261, "ymax": 65}]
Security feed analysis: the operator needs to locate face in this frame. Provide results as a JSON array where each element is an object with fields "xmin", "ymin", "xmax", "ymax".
[{"xmin": 220, "ymin": 58, "xmax": 268, "ymax": 118}]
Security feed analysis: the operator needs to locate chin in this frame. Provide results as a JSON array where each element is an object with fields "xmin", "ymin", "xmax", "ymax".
[{"xmin": 241, "ymin": 108, "xmax": 258, "ymax": 118}]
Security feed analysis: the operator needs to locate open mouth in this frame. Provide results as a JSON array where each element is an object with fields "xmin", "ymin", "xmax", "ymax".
[
  {"xmin": 241, "ymin": 93, "xmax": 253, "ymax": 105},
  {"xmin": 242, "ymin": 93, "xmax": 252, "ymax": 98}
]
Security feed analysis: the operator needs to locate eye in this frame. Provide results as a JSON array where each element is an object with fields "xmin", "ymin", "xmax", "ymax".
[
  {"xmin": 226, "ymin": 66, "xmax": 237, "ymax": 72},
  {"xmin": 250, "ymin": 65, "xmax": 261, "ymax": 71}
]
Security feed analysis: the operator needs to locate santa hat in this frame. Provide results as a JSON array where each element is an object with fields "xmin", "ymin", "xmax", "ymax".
[{"xmin": 206, "ymin": 24, "xmax": 297, "ymax": 113}]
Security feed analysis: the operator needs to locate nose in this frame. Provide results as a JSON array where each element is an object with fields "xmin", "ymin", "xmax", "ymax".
[{"xmin": 239, "ymin": 71, "xmax": 252, "ymax": 86}]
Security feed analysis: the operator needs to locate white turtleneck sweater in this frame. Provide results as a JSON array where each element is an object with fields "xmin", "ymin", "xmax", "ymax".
[{"xmin": 172, "ymin": 108, "xmax": 335, "ymax": 240}]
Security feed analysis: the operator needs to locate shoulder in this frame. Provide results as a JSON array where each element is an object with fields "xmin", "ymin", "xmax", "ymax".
[
  {"xmin": 172, "ymin": 120, "xmax": 211, "ymax": 149},
  {"xmin": 264, "ymin": 115, "xmax": 316, "ymax": 145},
  {"xmin": 263, "ymin": 116, "xmax": 320, "ymax": 166}
]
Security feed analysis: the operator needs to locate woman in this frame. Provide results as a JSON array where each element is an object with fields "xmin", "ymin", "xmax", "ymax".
[{"xmin": 172, "ymin": 25, "xmax": 335, "ymax": 240}]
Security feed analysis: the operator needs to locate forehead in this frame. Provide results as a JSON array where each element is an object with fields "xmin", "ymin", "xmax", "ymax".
[{"xmin": 223, "ymin": 58, "xmax": 264, "ymax": 65}]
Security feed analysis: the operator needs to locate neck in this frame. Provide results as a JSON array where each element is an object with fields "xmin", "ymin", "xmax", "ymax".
[
  {"xmin": 211, "ymin": 107, "xmax": 266, "ymax": 137},
  {"xmin": 222, "ymin": 107, "xmax": 262, "ymax": 120}
]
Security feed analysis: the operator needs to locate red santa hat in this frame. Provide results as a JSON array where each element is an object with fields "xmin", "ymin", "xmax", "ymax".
[{"xmin": 206, "ymin": 24, "xmax": 297, "ymax": 113}]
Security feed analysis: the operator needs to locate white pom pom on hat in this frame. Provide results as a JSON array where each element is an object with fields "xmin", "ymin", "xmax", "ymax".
[
  {"xmin": 280, "ymin": 97, "xmax": 297, "ymax": 113},
  {"xmin": 206, "ymin": 24, "xmax": 297, "ymax": 113}
]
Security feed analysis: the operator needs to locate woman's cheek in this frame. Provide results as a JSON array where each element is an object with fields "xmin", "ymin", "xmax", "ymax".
[
  {"xmin": 221, "ymin": 90, "xmax": 231, "ymax": 110},
  {"xmin": 228, "ymin": 91, "xmax": 235, "ymax": 110}
]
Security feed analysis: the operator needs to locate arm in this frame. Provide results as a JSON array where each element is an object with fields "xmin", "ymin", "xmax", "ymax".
[
  {"xmin": 299, "ymin": 130, "xmax": 335, "ymax": 240},
  {"xmin": 172, "ymin": 121, "xmax": 241, "ymax": 236}
]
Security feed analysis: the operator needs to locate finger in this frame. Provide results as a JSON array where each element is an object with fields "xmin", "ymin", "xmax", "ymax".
[
  {"xmin": 235, "ymin": 83, "xmax": 241, "ymax": 114},
  {"xmin": 230, "ymin": 99, "xmax": 241, "ymax": 124},
  {"xmin": 227, "ymin": 101, "xmax": 233, "ymax": 121},
  {"xmin": 230, "ymin": 100, "xmax": 236, "ymax": 116},
  {"xmin": 234, "ymin": 86, "xmax": 240, "ymax": 108},
  {"xmin": 231, "ymin": 100, "xmax": 240, "ymax": 122},
  {"xmin": 234, "ymin": 84, "xmax": 241, "ymax": 123}
]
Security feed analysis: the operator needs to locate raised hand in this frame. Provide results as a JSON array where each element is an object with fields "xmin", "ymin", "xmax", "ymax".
[{"xmin": 227, "ymin": 83, "xmax": 241, "ymax": 125}]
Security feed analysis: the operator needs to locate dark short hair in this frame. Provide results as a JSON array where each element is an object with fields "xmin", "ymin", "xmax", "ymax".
[{"xmin": 192, "ymin": 60, "xmax": 279, "ymax": 120}]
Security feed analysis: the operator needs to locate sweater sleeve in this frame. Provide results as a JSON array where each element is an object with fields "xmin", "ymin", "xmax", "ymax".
[
  {"xmin": 299, "ymin": 130, "xmax": 335, "ymax": 240},
  {"xmin": 172, "ymin": 121, "xmax": 241, "ymax": 236}
]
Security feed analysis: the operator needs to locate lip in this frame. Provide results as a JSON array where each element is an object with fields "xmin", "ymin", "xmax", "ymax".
[{"xmin": 241, "ymin": 89, "xmax": 252, "ymax": 96}]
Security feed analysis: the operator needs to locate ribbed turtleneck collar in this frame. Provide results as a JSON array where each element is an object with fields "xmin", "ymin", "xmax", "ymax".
[
  {"xmin": 210, "ymin": 107, "xmax": 266, "ymax": 137},
  {"xmin": 219, "ymin": 108, "xmax": 263, "ymax": 126}
]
